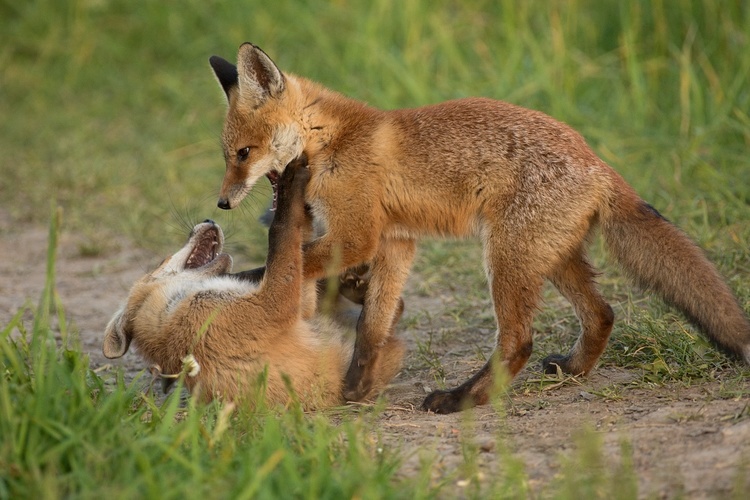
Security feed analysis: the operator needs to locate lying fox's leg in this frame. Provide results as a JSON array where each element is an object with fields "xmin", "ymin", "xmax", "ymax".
[
  {"xmin": 422, "ymin": 253, "xmax": 544, "ymax": 414},
  {"xmin": 335, "ymin": 263, "xmax": 407, "ymax": 318},
  {"xmin": 232, "ymin": 266, "xmax": 267, "ymax": 284},
  {"xmin": 255, "ymin": 158, "xmax": 310, "ymax": 318},
  {"xmin": 343, "ymin": 237, "xmax": 416, "ymax": 401},
  {"xmin": 337, "ymin": 263, "xmax": 371, "ymax": 305},
  {"xmin": 232, "ymin": 193, "xmax": 317, "ymax": 285},
  {"xmin": 543, "ymin": 248, "xmax": 614, "ymax": 375},
  {"xmin": 314, "ymin": 263, "xmax": 371, "ymax": 311}
]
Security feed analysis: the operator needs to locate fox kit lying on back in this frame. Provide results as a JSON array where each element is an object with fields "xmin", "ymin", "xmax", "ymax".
[
  {"xmin": 102, "ymin": 159, "xmax": 403, "ymax": 409},
  {"xmin": 209, "ymin": 43, "xmax": 750, "ymax": 414}
]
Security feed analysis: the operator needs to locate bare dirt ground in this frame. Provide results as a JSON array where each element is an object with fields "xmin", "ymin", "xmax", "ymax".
[{"xmin": 1, "ymin": 219, "xmax": 748, "ymax": 499}]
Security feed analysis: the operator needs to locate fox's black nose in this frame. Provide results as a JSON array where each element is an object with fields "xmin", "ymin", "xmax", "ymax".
[
  {"xmin": 203, "ymin": 219, "xmax": 215, "ymax": 225},
  {"xmin": 218, "ymin": 198, "xmax": 231, "ymax": 210}
]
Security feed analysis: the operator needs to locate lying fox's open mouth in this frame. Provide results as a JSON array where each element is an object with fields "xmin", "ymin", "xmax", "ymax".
[
  {"xmin": 185, "ymin": 223, "xmax": 224, "ymax": 270},
  {"xmin": 267, "ymin": 171, "xmax": 279, "ymax": 211},
  {"xmin": 152, "ymin": 220, "xmax": 232, "ymax": 278}
]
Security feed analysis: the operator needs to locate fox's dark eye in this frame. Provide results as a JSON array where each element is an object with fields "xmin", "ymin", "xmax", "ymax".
[{"xmin": 237, "ymin": 147, "xmax": 251, "ymax": 161}]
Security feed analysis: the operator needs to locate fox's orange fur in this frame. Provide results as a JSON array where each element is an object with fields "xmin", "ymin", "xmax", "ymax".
[
  {"xmin": 103, "ymin": 161, "xmax": 403, "ymax": 409},
  {"xmin": 209, "ymin": 43, "xmax": 750, "ymax": 413}
]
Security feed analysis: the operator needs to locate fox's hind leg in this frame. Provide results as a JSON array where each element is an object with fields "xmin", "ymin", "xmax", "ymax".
[
  {"xmin": 337, "ymin": 264, "xmax": 371, "ymax": 305},
  {"xmin": 422, "ymin": 248, "xmax": 544, "ymax": 414},
  {"xmin": 543, "ymin": 247, "xmax": 614, "ymax": 375}
]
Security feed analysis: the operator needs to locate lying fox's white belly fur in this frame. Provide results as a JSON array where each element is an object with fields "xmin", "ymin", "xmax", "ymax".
[{"xmin": 161, "ymin": 276, "xmax": 259, "ymax": 314}]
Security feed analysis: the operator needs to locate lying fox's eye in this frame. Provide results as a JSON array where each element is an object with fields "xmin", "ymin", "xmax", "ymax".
[{"xmin": 237, "ymin": 147, "xmax": 251, "ymax": 161}]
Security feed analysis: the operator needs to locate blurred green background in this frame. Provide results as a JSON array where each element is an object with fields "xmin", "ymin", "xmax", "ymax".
[
  {"xmin": 1, "ymin": 3, "xmax": 749, "ymax": 496},
  {"xmin": 1, "ymin": 0, "xmax": 748, "ymax": 268}
]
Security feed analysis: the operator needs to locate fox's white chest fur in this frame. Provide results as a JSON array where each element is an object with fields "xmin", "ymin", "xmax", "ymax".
[{"xmin": 157, "ymin": 276, "xmax": 258, "ymax": 315}]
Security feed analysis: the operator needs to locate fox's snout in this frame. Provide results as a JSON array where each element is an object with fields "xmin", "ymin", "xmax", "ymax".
[{"xmin": 218, "ymin": 169, "xmax": 250, "ymax": 210}]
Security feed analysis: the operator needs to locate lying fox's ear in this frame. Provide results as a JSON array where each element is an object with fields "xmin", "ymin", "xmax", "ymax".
[
  {"xmin": 236, "ymin": 42, "xmax": 285, "ymax": 108},
  {"xmin": 209, "ymin": 55, "xmax": 238, "ymax": 100},
  {"xmin": 103, "ymin": 307, "xmax": 132, "ymax": 359}
]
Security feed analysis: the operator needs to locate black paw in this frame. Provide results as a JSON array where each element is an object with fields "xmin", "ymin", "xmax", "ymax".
[
  {"xmin": 422, "ymin": 389, "xmax": 475, "ymax": 414},
  {"xmin": 279, "ymin": 154, "xmax": 310, "ymax": 192},
  {"xmin": 541, "ymin": 353, "xmax": 572, "ymax": 375},
  {"xmin": 338, "ymin": 272, "xmax": 369, "ymax": 305},
  {"xmin": 274, "ymin": 155, "xmax": 310, "ymax": 224},
  {"xmin": 343, "ymin": 354, "xmax": 374, "ymax": 402},
  {"xmin": 231, "ymin": 266, "xmax": 266, "ymax": 284}
]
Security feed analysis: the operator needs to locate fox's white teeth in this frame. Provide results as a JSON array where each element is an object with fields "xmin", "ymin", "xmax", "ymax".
[
  {"xmin": 183, "ymin": 225, "xmax": 223, "ymax": 270},
  {"xmin": 266, "ymin": 171, "xmax": 280, "ymax": 211}
]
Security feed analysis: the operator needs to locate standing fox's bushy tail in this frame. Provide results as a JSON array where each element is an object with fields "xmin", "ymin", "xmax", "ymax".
[{"xmin": 600, "ymin": 180, "xmax": 750, "ymax": 364}]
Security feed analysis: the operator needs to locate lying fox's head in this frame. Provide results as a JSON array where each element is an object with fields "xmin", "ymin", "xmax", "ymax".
[
  {"xmin": 103, "ymin": 220, "xmax": 232, "ymax": 359},
  {"xmin": 210, "ymin": 43, "xmax": 304, "ymax": 210}
]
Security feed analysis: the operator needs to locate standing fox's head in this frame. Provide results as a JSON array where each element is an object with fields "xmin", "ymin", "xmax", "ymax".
[{"xmin": 210, "ymin": 43, "xmax": 304, "ymax": 210}]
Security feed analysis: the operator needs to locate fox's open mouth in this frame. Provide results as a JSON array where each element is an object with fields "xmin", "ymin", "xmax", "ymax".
[
  {"xmin": 266, "ymin": 171, "xmax": 279, "ymax": 211},
  {"xmin": 185, "ymin": 225, "xmax": 222, "ymax": 269}
]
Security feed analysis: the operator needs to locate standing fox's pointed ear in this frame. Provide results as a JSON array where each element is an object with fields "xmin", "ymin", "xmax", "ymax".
[
  {"xmin": 209, "ymin": 55, "xmax": 239, "ymax": 100},
  {"xmin": 236, "ymin": 43, "xmax": 285, "ymax": 108},
  {"xmin": 103, "ymin": 307, "xmax": 133, "ymax": 359}
]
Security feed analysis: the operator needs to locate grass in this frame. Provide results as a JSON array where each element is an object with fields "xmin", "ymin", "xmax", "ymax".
[
  {"xmin": 0, "ymin": 211, "xmax": 650, "ymax": 498},
  {"xmin": 2, "ymin": 0, "xmax": 750, "ymax": 497},
  {"xmin": 0, "ymin": 211, "xmax": 421, "ymax": 499},
  {"xmin": 552, "ymin": 427, "xmax": 638, "ymax": 500},
  {"xmin": 3, "ymin": 0, "xmax": 749, "ymax": 253}
]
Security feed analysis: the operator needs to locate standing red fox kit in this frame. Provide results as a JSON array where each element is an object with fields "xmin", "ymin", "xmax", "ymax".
[
  {"xmin": 102, "ymin": 160, "xmax": 403, "ymax": 409},
  {"xmin": 209, "ymin": 43, "xmax": 750, "ymax": 413}
]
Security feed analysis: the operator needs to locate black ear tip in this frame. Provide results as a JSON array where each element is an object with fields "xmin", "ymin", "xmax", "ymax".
[
  {"xmin": 209, "ymin": 55, "xmax": 229, "ymax": 69},
  {"xmin": 209, "ymin": 55, "xmax": 239, "ymax": 97}
]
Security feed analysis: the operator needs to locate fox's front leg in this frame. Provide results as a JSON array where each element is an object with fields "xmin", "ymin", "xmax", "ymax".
[
  {"xmin": 337, "ymin": 264, "xmax": 371, "ymax": 305},
  {"xmin": 302, "ymin": 210, "xmax": 382, "ymax": 280},
  {"xmin": 232, "ymin": 266, "xmax": 266, "ymax": 284},
  {"xmin": 257, "ymin": 157, "xmax": 311, "ymax": 316},
  {"xmin": 344, "ymin": 237, "xmax": 416, "ymax": 401},
  {"xmin": 233, "ymin": 201, "xmax": 318, "ymax": 284}
]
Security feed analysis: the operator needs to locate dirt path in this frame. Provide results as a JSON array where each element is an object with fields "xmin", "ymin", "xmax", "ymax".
[{"xmin": 1, "ymin": 220, "xmax": 748, "ymax": 498}]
